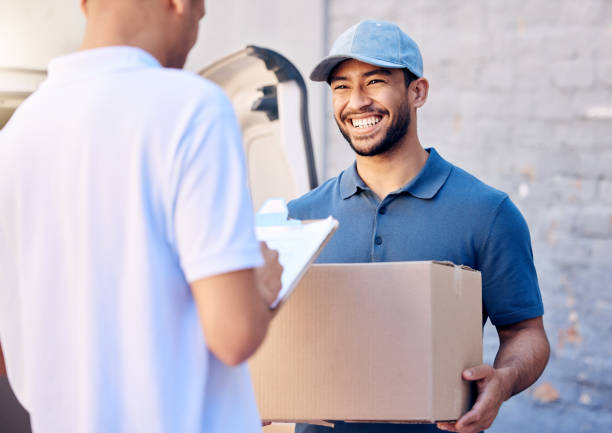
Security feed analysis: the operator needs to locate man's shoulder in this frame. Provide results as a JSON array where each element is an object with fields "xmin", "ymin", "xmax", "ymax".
[
  {"xmin": 143, "ymin": 68, "xmax": 231, "ymax": 110},
  {"xmin": 445, "ymin": 163, "xmax": 509, "ymax": 210},
  {"xmin": 442, "ymin": 162, "xmax": 534, "ymax": 243},
  {"xmin": 120, "ymin": 69, "xmax": 237, "ymax": 138},
  {"xmin": 147, "ymin": 68, "xmax": 219, "ymax": 91},
  {"xmin": 288, "ymin": 173, "xmax": 343, "ymax": 219}
]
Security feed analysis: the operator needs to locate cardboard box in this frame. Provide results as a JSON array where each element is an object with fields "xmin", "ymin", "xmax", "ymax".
[{"xmin": 249, "ymin": 261, "xmax": 483, "ymax": 425}]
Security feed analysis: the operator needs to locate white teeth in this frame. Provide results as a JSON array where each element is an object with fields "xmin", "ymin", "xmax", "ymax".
[{"xmin": 351, "ymin": 116, "xmax": 381, "ymax": 128}]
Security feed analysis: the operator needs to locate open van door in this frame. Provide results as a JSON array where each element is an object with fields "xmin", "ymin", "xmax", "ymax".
[
  {"xmin": 200, "ymin": 46, "xmax": 318, "ymax": 210},
  {"xmin": 0, "ymin": 68, "xmax": 46, "ymax": 129}
]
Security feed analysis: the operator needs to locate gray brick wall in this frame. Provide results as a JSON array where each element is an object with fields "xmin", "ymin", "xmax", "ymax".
[{"xmin": 322, "ymin": 1, "xmax": 612, "ymax": 431}]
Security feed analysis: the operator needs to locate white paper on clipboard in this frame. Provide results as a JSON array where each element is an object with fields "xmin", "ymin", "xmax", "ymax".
[{"xmin": 256, "ymin": 199, "xmax": 338, "ymax": 309}]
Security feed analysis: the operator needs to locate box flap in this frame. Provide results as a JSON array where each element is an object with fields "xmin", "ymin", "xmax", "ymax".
[{"xmin": 432, "ymin": 260, "xmax": 477, "ymax": 273}]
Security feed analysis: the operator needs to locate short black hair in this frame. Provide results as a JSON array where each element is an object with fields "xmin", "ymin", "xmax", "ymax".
[{"xmin": 403, "ymin": 69, "xmax": 418, "ymax": 89}]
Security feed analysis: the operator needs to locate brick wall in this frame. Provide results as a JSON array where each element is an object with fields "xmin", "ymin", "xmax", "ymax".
[{"xmin": 322, "ymin": 1, "xmax": 612, "ymax": 431}]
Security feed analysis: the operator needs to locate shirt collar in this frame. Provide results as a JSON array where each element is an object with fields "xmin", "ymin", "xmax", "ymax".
[
  {"xmin": 339, "ymin": 147, "xmax": 453, "ymax": 200},
  {"xmin": 46, "ymin": 46, "xmax": 161, "ymax": 85},
  {"xmin": 340, "ymin": 161, "xmax": 369, "ymax": 199},
  {"xmin": 398, "ymin": 148, "xmax": 453, "ymax": 199}
]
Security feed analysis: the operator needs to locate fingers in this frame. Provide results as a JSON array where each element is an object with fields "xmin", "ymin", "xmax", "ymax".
[
  {"xmin": 440, "ymin": 365, "xmax": 504, "ymax": 433},
  {"xmin": 436, "ymin": 422, "xmax": 459, "ymax": 432},
  {"xmin": 463, "ymin": 364, "xmax": 494, "ymax": 381},
  {"xmin": 443, "ymin": 414, "xmax": 492, "ymax": 433},
  {"xmin": 450, "ymin": 365, "xmax": 504, "ymax": 433},
  {"xmin": 457, "ymin": 383, "xmax": 494, "ymax": 425},
  {"xmin": 259, "ymin": 241, "xmax": 273, "ymax": 257},
  {"xmin": 255, "ymin": 242, "xmax": 283, "ymax": 306},
  {"xmin": 454, "ymin": 403, "xmax": 485, "ymax": 430},
  {"xmin": 438, "ymin": 366, "xmax": 503, "ymax": 433},
  {"xmin": 453, "ymin": 410, "xmax": 495, "ymax": 433},
  {"xmin": 260, "ymin": 242, "xmax": 280, "ymax": 266}
]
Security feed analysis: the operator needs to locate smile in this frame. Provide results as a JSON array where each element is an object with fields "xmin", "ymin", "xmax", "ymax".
[{"xmin": 350, "ymin": 116, "xmax": 382, "ymax": 129}]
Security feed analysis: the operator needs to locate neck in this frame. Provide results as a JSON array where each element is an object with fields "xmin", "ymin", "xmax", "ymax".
[
  {"xmin": 80, "ymin": 7, "xmax": 173, "ymax": 67},
  {"xmin": 355, "ymin": 134, "xmax": 429, "ymax": 201}
]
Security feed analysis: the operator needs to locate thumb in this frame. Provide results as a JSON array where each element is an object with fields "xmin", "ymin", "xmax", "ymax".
[{"xmin": 463, "ymin": 364, "xmax": 494, "ymax": 381}]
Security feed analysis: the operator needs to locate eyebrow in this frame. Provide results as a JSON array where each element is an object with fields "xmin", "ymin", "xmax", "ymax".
[
  {"xmin": 363, "ymin": 68, "xmax": 392, "ymax": 77},
  {"xmin": 329, "ymin": 68, "xmax": 392, "ymax": 83},
  {"xmin": 329, "ymin": 75, "xmax": 347, "ymax": 84}
]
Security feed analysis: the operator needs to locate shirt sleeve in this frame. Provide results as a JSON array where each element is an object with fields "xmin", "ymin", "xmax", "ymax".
[
  {"xmin": 168, "ymin": 93, "xmax": 263, "ymax": 283},
  {"xmin": 479, "ymin": 196, "xmax": 544, "ymax": 327}
]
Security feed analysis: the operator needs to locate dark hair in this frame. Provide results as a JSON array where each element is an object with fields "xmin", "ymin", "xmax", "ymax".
[{"xmin": 403, "ymin": 69, "xmax": 418, "ymax": 89}]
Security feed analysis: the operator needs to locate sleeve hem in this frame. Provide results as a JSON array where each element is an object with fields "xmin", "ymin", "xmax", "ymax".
[
  {"xmin": 489, "ymin": 305, "xmax": 544, "ymax": 327},
  {"xmin": 183, "ymin": 248, "xmax": 264, "ymax": 283}
]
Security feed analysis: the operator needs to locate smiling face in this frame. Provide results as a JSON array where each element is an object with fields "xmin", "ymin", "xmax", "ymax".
[{"xmin": 330, "ymin": 59, "xmax": 412, "ymax": 157}]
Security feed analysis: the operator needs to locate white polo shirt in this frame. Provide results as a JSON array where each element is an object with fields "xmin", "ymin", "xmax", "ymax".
[{"xmin": 0, "ymin": 47, "xmax": 264, "ymax": 433}]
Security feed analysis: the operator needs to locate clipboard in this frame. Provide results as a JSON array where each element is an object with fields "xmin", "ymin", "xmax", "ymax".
[{"xmin": 256, "ymin": 199, "xmax": 339, "ymax": 309}]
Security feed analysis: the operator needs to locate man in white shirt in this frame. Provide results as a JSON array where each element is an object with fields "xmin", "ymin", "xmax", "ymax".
[{"xmin": 0, "ymin": 1, "xmax": 282, "ymax": 432}]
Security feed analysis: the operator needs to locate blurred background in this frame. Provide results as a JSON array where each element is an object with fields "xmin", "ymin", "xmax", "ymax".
[{"xmin": 1, "ymin": 0, "xmax": 611, "ymax": 432}]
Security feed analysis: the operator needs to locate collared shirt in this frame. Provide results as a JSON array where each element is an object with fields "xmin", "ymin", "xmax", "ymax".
[
  {"xmin": 0, "ymin": 46, "xmax": 263, "ymax": 433},
  {"xmin": 288, "ymin": 148, "xmax": 543, "ymax": 433}
]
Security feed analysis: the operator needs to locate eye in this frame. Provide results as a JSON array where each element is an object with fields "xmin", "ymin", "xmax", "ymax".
[
  {"xmin": 333, "ymin": 84, "xmax": 349, "ymax": 91},
  {"xmin": 368, "ymin": 79, "xmax": 385, "ymax": 85}
]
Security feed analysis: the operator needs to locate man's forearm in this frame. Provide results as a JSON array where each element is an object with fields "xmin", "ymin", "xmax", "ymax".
[{"xmin": 494, "ymin": 317, "xmax": 550, "ymax": 399}]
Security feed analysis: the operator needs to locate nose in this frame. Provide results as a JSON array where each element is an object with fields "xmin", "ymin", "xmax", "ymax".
[{"xmin": 347, "ymin": 86, "xmax": 372, "ymax": 111}]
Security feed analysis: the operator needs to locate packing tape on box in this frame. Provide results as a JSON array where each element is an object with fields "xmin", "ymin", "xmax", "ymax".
[{"xmin": 453, "ymin": 266, "xmax": 463, "ymax": 296}]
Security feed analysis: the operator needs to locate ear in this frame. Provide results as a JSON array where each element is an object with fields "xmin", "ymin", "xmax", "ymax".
[
  {"xmin": 169, "ymin": 0, "xmax": 186, "ymax": 15},
  {"xmin": 410, "ymin": 77, "xmax": 429, "ymax": 109},
  {"xmin": 80, "ymin": 0, "xmax": 88, "ymax": 15}
]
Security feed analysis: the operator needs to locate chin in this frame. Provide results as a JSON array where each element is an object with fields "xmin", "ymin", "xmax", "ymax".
[
  {"xmin": 348, "ymin": 134, "xmax": 401, "ymax": 157},
  {"xmin": 350, "ymin": 142, "xmax": 386, "ymax": 157}
]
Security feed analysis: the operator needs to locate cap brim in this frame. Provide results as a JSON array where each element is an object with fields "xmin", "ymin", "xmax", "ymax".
[{"xmin": 309, "ymin": 54, "xmax": 407, "ymax": 82}]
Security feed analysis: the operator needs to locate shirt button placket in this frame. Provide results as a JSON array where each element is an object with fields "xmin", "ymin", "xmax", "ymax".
[
  {"xmin": 372, "ymin": 233, "xmax": 384, "ymax": 262},
  {"xmin": 372, "ymin": 202, "xmax": 387, "ymax": 261}
]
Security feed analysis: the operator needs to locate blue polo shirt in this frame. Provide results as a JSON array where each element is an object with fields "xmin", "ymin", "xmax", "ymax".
[{"xmin": 288, "ymin": 148, "xmax": 543, "ymax": 433}]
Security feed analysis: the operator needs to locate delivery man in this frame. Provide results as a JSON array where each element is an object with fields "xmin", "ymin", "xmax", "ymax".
[
  {"xmin": 288, "ymin": 19, "xmax": 550, "ymax": 433},
  {"xmin": 0, "ymin": 1, "xmax": 282, "ymax": 432}
]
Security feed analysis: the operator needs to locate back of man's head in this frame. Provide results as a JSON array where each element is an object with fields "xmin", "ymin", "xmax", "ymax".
[{"xmin": 80, "ymin": 0, "xmax": 205, "ymax": 68}]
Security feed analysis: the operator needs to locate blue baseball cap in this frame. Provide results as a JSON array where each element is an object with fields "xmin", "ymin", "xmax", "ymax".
[{"xmin": 310, "ymin": 20, "xmax": 423, "ymax": 82}]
